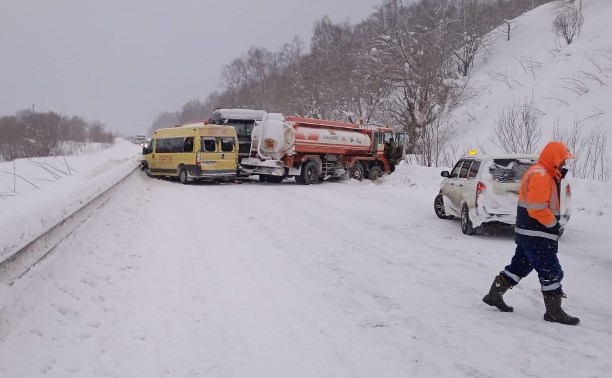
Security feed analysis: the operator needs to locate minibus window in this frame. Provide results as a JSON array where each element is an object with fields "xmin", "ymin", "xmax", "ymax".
[
  {"xmin": 183, "ymin": 137, "xmax": 194, "ymax": 152},
  {"xmin": 156, "ymin": 138, "xmax": 168, "ymax": 153},
  {"xmin": 157, "ymin": 137, "xmax": 183, "ymax": 153},
  {"xmin": 220, "ymin": 138, "xmax": 235, "ymax": 152},
  {"xmin": 202, "ymin": 137, "xmax": 216, "ymax": 152}
]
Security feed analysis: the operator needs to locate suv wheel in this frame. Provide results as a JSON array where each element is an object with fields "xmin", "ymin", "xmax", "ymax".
[
  {"xmin": 461, "ymin": 204, "xmax": 477, "ymax": 235},
  {"xmin": 434, "ymin": 194, "xmax": 451, "ymax": 219}
]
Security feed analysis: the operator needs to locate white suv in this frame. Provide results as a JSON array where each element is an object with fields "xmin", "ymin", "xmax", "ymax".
[{"xmin": 434, "ymin": 154, "xmax": 572, "ymax": 235}]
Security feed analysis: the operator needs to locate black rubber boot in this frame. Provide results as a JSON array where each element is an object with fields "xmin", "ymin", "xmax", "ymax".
[
  {"xmin": 543, "ymin": 292, "xmax": 580, "ymax": 325},
  {"xmin": 482, "ymin": 274, "xmax": 514, "ymax": 312}
]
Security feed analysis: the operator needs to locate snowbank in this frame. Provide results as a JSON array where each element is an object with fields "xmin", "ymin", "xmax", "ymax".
[{"xmin": 0, "ymin": 139, "xmax": 142, "ymax": 261}]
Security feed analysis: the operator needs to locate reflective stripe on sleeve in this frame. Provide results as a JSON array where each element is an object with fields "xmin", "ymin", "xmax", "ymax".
[
  {"xmin": 518, "ymin": 201, "xmax": 548, "ymax": 210},
  {"xmin": 515, "ymin": 228, "xmax": 559, "ymax": 241},
  {"xmin": 541, "ymin": 282, "xmax": 562, "ymax": 292}
]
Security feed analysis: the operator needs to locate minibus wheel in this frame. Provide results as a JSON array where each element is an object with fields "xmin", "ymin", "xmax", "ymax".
[{"xmin": 179, "ymin": 166, "xmax": 189, "ymax": 184}]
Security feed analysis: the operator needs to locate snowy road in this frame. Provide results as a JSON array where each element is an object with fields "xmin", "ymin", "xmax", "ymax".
[{"xmin": 1, "ymin": 170, "xmax": 611, "ymax": 377}]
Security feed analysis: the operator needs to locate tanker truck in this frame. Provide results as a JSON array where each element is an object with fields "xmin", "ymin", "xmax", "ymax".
[{"xmin": 239, "ymin": 113, "xmax": 406, "ymax": 184}]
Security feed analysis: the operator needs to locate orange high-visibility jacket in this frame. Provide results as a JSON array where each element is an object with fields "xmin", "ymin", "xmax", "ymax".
[{"xmin": 515, "ymin": 142, "xmax": 574, "ymax": 241}]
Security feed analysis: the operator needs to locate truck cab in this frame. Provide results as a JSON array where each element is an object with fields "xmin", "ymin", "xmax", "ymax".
[
  {"xmin": 379, "ymin": 130, "xmax": 407, "ymax": 167},
  {"xmin": 208, "ymin": 108, "xmax": 266, "ymax": 163}
]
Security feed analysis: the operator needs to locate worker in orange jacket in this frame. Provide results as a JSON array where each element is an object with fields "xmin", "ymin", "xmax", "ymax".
[{"xmin": 482, "ymin": 141, "xmax": 579, "ymax": 325}]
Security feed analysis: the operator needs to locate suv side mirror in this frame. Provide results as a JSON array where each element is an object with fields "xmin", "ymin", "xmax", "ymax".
[
  {"xmin": 441, "ymin": 171, "xmax": 450, "ymax": 177},
  {"xmin": 142, "ymin": 147, "xmax": 150, "ymax": 155}
]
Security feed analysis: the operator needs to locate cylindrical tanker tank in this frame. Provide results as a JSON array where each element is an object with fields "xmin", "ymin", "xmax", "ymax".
[
  {"xmin": 291, "ymin": 125, "xmax": 371, "ymax": 153},
  {"xmin": 254, "ymin": 114, "xmax": 373, "ymax": 158},
  {"xmin": 252, "ymin": 113, "xmax": 295, "ymax": 160}
]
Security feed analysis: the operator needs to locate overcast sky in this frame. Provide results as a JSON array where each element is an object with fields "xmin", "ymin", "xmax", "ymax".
[{"xmin": 0, "ymin": 0, "xmax": 382, "ymax": 135}]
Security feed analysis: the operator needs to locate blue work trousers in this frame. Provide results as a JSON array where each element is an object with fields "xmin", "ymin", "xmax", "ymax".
[{"xmin": 503, "ymin": 240, "xmax": 564, "ymax": 293}]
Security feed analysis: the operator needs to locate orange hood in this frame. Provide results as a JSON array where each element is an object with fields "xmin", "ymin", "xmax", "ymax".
[{"xmin": 538, "ymin": 141, "xmax": 574, "ymax": 171}]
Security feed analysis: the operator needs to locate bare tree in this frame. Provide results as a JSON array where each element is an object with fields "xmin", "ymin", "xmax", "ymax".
[
  {"xmin": 552, "ymin": 5, "xmax": 584, "ymax": 45},
  {"xmin": 553, "ymin": 120, "xmax": 610, "ymax": 181},
  {"xmin": 1, "ymin": 108, "xmax": 113, "ymax": 161},
  {"xmin": 330, "ymin": 20, "xmax": 393, "ymax": 124},
  {"xmin": 413, "ymin": 118, "xmax": 455, "ymax": 167},
  {"xmin": 149, "ymin": 111, "xmax": 180, "ymax": 135},
  {"xmin": 88, "ymin": 121, "xmax": 113, "ymax": 144},
  {"xmin": 0, "ymin": 115, "xmax": 26, "ymax": 161},
  {"xmin": 178, "ymin": 100, "xmax": 208, "ymax": 124},
  {"xmin": 452, "ymin": 0, "xmax": 497, "ymax": 77},
  {"xmin": 303, "ymin": 17, "xmax": 356, "ymax": 120},
  {"xmin": 491, "ymin": 99, "xmax": 543, "ymax": 153},
  {"xmin": 61, "ymin": 116, "xmax": 89, "ymax": 142},
  {"xmin": 15, "ymin": 109, "xmax": 63, "ymax": 157}
]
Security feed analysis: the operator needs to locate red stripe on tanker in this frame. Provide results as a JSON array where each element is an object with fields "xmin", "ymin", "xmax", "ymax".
[{"xmin": 294, "ymin": 127, "xmax": 371, "ymax": 150}]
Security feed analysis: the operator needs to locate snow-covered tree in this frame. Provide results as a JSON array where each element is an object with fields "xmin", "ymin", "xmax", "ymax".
[
  {"xmin": 371, "ymin": 0, "xmax": 466, "ymax": 154},
  {"xmin": 452, "ymin": 0, "xmax": 497, "ymax": 76}
]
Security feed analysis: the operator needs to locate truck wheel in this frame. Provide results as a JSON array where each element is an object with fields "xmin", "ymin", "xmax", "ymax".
[
  {"xmin": 461, "ymin": 204, "xmax": 477, "ymax": 235},
  {"xmin": 178, "ymin": 166, "xmax": 189, "ymax": 185},
  {"xmin": 368, "ymin": 165, "xmax": 383, "ymax": 180},
  {"xmin": 350, "ymin": 163, "xmax": 364, "ymax": 181},
  {"xmin": 300, "ymin": 161, "xmax": 319, "ymax": 185}
]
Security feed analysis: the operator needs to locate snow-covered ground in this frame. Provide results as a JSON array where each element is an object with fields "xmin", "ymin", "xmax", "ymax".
[
  {"xmin": 1, "ymin": 1, "xmax": 612, "ymax": 377},
  {"xmin": 0, "ymin": 141, "xmax": 611, "ymax": 377}
]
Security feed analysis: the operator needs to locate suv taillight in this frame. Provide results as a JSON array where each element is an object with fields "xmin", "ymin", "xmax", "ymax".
[
  {"xmin": 476, "ymin": 181, "xmax": 486, "ymax": 208},
  {"xmin": 196, "ymin": 151, "xmax": 201, "ymax": 166}
]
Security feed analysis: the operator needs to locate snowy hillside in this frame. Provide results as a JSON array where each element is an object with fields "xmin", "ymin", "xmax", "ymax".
[{"xmin": 450, "ymin": 0, "xmax": 612, "ymax": 168}]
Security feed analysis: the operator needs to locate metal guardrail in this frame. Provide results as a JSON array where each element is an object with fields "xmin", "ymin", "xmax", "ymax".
[{"xmin": 0, "ymin": 165, "xmax": 140, "ymax": 286}]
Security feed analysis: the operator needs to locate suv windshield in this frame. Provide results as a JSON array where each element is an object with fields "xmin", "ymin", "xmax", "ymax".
[{"xmin": 489, "ymin": 158, "xmax": 535, "ymax": 183}]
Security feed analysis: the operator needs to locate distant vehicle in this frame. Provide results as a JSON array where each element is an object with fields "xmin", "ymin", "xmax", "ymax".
[
  {"xmin": 434, "ymin": 153, "xmax": 572, "ymax": 235},
  {"xmin": 141, "ymin": 123, "xmax": 238, "ymax": 184},
  {"xmin": 208, "ymin": 108, "xmax": 266, "ymax": 162},
  {"xmin": 133, "ymin": 135, "xmax": 148, "ymax": 147},
  {"xmin": 240, "ymin": 113, "xmax": 406, "ymax": 184}
]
